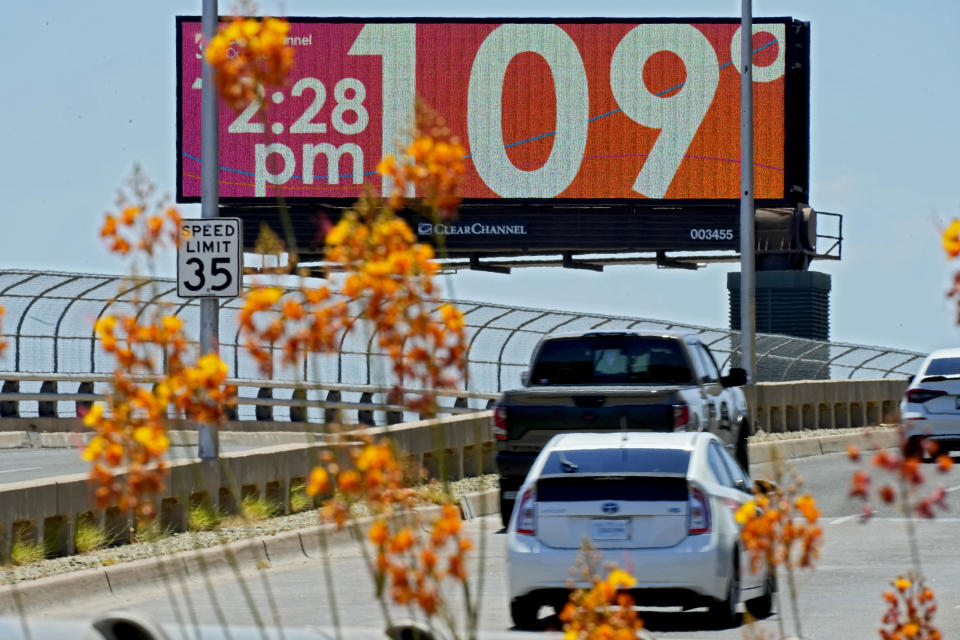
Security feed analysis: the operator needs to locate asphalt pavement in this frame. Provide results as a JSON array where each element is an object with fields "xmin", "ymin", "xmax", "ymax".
[{"xmin": 30, "ymin": 453, "xmax": 960, "ymax": 639}]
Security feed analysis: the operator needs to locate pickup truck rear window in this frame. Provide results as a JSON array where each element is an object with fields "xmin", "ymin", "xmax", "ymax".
[
  {"xmin": 541, "ymin": 448, "xmax": 690, "ymax": 475},
  {"xmin": 530, "ymin": 337, "xmax": 692, "ymax": 385}
]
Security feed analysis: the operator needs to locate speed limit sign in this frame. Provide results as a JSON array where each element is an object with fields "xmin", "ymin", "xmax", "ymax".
[{"xmin": 177, "ymin": 218, "xmax": 243, "ymax": 298}]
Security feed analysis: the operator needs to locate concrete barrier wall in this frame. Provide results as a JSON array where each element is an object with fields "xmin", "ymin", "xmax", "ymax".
[
  {"xmin": 0, "ymin": 378, "xmax": 913, "ymax": 562},
  {"xmin": 0, "ymin": 412, "xmax": 494, "ymax": 563},
  {"xmin": 744, "ymin": 379, "xmax": 908, "ymax": 432}
]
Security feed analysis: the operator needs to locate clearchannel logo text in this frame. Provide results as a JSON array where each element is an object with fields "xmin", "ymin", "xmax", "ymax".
[{"xmin": 417, "ymin": 222, "xmax": 528, "ymax": 236}]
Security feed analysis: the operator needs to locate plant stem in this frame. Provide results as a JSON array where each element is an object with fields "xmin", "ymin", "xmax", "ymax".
[{"xmin": 785, "ymin": 564, "xmax": 802, "ymax": 640}]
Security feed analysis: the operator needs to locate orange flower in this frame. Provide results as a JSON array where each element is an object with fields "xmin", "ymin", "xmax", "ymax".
[
  {"xmin": 337, "ymin": 470, "xmax": 361, "ymax": 493},
  {"xmin": 936, "ymin": 454, "xmax": 954, "ymax": 472},
  {"xmin": 369, "ymin": 519, "xmax": 388, "ymax": 546},
  {"xmin": 389, "ymin": 527, "xmax": 414, "ymax": 553},
  {"xmin": 306, "ymin": 467, "xmax": 330, "ymax": 496}
]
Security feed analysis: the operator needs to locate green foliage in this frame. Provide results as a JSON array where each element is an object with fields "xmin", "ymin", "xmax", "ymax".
[
  {"xmin": 188, "ymin": 501, "xmax": 223, "ymax": 532},
  {"xmin": 240, "ymin": 494, "xmax": 281, "ymax": 522},
  {"xmin": 131, "ymin": 520, "xmax": 171, "ymax": 544},
  {"xmin": 289, "ymin": 483, "xmax": 313, "ymax": 514},
  {"xmin": 74, "ymin": 517, "xmax": 111, "ymax": 554},
  {"xmin": 11, "ymin": 535, "xmax": 45, "ymax": 566}
]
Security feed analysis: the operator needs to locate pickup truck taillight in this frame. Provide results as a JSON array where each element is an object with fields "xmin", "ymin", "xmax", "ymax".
[
  {"xmin": 515, "ymin": 487, "xmax": 537, "ymax": 535},
  {"xmin": 673, "ymin": 404, "xmax": 690, "ymax": 431},
  {"xmin": 494, "ymin": 406, "xmax": 508, "ymax": 440}
]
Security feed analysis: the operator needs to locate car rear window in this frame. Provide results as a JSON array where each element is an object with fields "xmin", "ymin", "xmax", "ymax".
[
  {"xmin": 924, "ymin": 357, "xmax": 960, "ymax": 376},
  {"xmin": 537, "ymin": 475, "xmax": 688, "ymax": 502},
  {"xmin": 530, "ymin": 336, "xmax": 691, "ymax": 385},
  {"xmin": 540, "ymin": 448, "xmax": 690, "ymax": 476}
]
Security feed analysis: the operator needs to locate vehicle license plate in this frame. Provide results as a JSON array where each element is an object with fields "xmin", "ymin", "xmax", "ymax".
[
  {"xmin": 592, "ymin": 519, "xmax": 630, "ymax": 540},
  {"xmin": 503, "ymin": 491, "xmax": 517, "ymax": 500}
]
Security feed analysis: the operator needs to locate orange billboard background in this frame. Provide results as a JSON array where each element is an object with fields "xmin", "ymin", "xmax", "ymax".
[{"xmin": 178, "ymin": 19, "xmax": 794, "ymax": 202}]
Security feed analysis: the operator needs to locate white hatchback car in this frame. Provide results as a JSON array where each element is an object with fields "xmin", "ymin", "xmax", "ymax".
[
  {"xmin": 505, "ymin": 431, "xmax": 773, "ymax": 630},
  {"xmin": 901, "ymin": 347, "xmax": 960, "ymax": 457}
]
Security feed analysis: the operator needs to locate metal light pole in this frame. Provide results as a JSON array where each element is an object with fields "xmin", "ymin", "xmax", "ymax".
[
  {"xmin": 199, "ymin": 0, "xmax": 220, "ymax": 460},
  {"xmin": 739, "ymin": 0, "xmax": 757, "ymax": 384}
]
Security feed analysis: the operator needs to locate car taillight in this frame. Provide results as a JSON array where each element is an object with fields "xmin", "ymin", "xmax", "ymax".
[
  {"xmin": 906, "ymin": 388, "xmax": 947, "ymax": 404},
  {"xmin": 493, "ymin": 406, "xmax": 508, "ymax": 440},
  {"xmin": 673, "ymin": 404, "xmax": 690, "ymax": 431},
  {"xmin": 688, "ymin": 486, "xmax": 711, "ymax": 535},
  {"xmin": 515, "ymin": 487, "xmax": 536, "ymax": 535}
]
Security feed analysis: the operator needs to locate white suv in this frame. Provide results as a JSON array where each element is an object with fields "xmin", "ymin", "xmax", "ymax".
[{"xmin": 900, "ymin": 347, "xmax": 960, "ymax": 458}]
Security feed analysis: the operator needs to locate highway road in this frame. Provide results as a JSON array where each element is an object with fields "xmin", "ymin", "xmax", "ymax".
[
  {"xmin": 0, "ymin": 445, "xmax": 261, "ymax": 484},
  {"xmin": 32, "ymin": 453, "xmax": 960, "ymax": 639}
]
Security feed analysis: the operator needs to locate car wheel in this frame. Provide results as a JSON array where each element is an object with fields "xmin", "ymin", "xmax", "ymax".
[
  {"xmin": 708, "ymin": 556, "xmax": 739, "ymax": 628},
  {"xmin": 499, "ymin": 493, "xmax": 515, "ymax": 529},
  {"xmin": 745, "ymin": 569, "xmax": 775, "ymax": 619},
  {"xmin": 510, "ymin": 596, "xmax": 540, "ymax": 630},
  {"xmin": 735, "ymin": 419, "xmax": 750, "ymax": 470}
]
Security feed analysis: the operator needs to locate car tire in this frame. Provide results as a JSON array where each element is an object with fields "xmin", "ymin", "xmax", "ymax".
[
  {"xmin": 745, "ymin": 569, "xmax": 775, "ymax": 619},
  {"xmin": 510, "ymin": 596, "xmax": 540, "ymax": 630},
  {"xmin": 708, "ymin": 556, "xmax": 739, "ymax": 628},
  {"xmin": 735, "ymin": 419, "xmax": 750, "ymax": 471},
  {"xmin": 499, "ymin": 493, "xmax": 515, "ymax": 529}
]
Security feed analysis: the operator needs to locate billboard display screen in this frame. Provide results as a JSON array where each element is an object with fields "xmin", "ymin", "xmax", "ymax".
[{"xmin": 177, "ymin": 17, "xmax": 809, "ymax": 208}]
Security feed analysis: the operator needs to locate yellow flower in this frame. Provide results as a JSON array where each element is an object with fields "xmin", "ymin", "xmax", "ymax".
[
  {"xmin": 83, "ymin": 403, "xmax": 105, "ymax": 427},
  {"xmin": 734, "ymin": 500, "xmax": 757, "ymax": 524},
  {"xmin": 605, "ymin": 568, "xmax": 636, "ymax": 589},
  {"xmin": 895, "ymin": 577, "xmax": 912, "ymax": 591},
  {"xmin": 94, "ymin": 316, "xmax": 117, "ymax": 338},
  {"xmin": 83, "ymin": 435, "xmax": 105, "ymax": 461},
  {"xmin": 943, "ymin": 219, "xmax": 960, "ymax": 258}
]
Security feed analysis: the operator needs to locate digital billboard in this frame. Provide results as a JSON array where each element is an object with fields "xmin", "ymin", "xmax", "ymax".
[{"xmin": 177, "ymin": 17, "xmax": 809, "ymax": 207}]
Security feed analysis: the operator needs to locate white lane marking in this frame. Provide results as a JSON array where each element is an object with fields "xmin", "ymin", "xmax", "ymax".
[
  {"xmin": 830, "ymin": 516, "xmax": 960, "ymax": 523},
  {"xmin": 0, "ymin": 467, "xmax": 41, "ymax": 474}
]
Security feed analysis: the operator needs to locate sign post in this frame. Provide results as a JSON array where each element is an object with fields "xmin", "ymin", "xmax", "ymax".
[
  {"xmin": 740, "ymin": 0, "xmax": 757, "ymax": 384},
  {"xmin": 198, "ymin": 0, "xmax": 220, "ymax": 461}
]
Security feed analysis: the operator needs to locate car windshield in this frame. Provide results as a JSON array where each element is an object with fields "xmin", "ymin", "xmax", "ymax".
[
  {"xmin": 541, "ymin": 448, "xmax": 690, "ymax": 475},
  {"xmin": 529, "ymin": 336, "xmax": 691, "ymax": 385},
  {"xmin": 924, "ymin": 357, "xmax": 960, "ymax": 376}
]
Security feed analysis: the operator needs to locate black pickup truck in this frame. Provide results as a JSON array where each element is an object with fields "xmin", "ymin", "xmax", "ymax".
[{"xmin": 494, "ymin": 330, "xmax": 750, "ymax": 525}]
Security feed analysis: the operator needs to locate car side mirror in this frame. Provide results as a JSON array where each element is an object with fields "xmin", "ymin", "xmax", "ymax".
[
  {"xmin": 722, "ymin": 367, "xmax": 747, "ymax": 387},
  {"xmin": 520, "ymin": 370, "xmax": 529, "ymax": 386}
]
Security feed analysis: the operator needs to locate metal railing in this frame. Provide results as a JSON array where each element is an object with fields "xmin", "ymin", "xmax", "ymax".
[
  {"xmin": 0, "ymin": 372, "xmax": 498, "ymax": 423},
  {"xmin": 0, "ymin": 270, "xmax": 924, "ymax": 403}
]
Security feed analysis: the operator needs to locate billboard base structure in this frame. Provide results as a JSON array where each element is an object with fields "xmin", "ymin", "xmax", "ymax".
[{"xmin": 233, "ymin": 203, "xmax": 841, "ymax": 274}]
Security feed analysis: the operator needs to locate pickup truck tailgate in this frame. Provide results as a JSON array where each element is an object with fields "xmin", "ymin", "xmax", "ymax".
[{"xmin": 502, "ymin": 386, "xmax": 684, "ymax": 441}]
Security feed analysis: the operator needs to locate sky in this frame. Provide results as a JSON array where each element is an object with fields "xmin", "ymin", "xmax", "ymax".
[{"xmin": 2, "ymin": 0, "xmax": 959, "ymax": 355}]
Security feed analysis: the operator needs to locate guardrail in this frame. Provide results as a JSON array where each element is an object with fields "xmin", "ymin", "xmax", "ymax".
[
  {"xmin": 0, "ymin": 372, "xmax": 499, "ymax": 427},
  {"xmin": 0, "ymin": 412, "xmax": 495, "ymax": 563},
  {"xmin": 0, "ymin": 374, "xmax": 910, "ymax": 434}
]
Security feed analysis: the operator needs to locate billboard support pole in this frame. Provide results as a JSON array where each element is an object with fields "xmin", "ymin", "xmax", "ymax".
[
  {"xmin": 739, "ymin": 0, "xmax": 757, "ymax": 385},
  {"xmin": 198, "ymin": 0, "xmax": 220, "ymax": 460}
]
